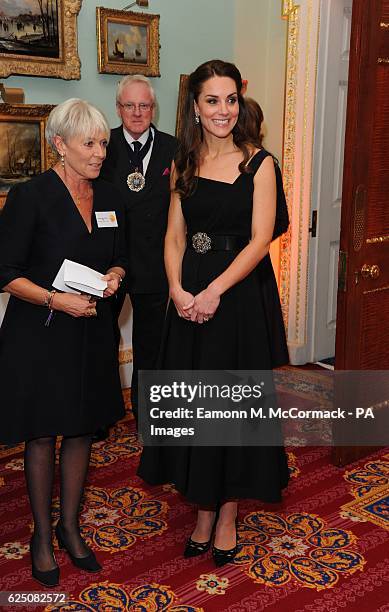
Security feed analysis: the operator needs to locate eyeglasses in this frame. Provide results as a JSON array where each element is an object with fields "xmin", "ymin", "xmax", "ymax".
[{"xmin": 117, "ymin": 102, "xmax": 153, "ymax": 113}]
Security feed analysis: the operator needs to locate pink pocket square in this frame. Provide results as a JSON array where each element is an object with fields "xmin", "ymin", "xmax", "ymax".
[{"xmin": 162, "ymin": 167, "xmax": 170, "ymax": 176}]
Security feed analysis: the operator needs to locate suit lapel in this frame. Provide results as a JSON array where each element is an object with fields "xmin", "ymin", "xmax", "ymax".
[
  {"xmin": 144, "ymin": 128, "xmax": 167, "ymax": 191},
  {"xmin": 115, "ymin": 128, "xmax": 133, "ymax": 183}
]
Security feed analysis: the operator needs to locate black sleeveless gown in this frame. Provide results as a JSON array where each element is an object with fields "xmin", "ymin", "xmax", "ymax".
[{"xmin": 137, "ymin": 150, "xmax": 290, "ymax": 505}]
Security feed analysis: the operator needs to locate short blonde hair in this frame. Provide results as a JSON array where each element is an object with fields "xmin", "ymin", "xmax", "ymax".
[
  {"xmin": 116, "ymin": 74, "xmax": 155, "ymax": 103},
  {"xmin": 45, "ymin": 98, "xmax": 110, "ymax": 150}
]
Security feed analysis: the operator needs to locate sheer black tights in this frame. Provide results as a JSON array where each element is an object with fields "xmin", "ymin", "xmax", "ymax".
[
  {"xmin": 24, "ymin": 433, "xmax": 92, "ymax": 571},
  {"xmin": 58, "ymin": 434, "xmax": 92, "ymax": 558},
  {"xmin": 24, "ymin": 436, "xmax": 56, "ymax": 571}
]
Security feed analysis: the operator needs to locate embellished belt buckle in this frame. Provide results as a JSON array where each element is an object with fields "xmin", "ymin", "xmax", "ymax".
[{"xmin": 192, "ymin": 232, "xmax": 211, "ymax": 254}]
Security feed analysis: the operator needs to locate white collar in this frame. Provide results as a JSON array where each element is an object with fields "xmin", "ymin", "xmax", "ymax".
[{"xmin": 123, "ymin": 126, "xmax": 154, "ymax": 147}]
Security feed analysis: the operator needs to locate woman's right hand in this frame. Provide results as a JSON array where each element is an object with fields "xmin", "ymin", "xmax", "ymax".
[
  {"xmin": 52, "ymin": 293, "xmax": 97, "ymax": 318},
  {"xmin": 170, "ymin": 286, "xmax": 195, "ymax": 319}
]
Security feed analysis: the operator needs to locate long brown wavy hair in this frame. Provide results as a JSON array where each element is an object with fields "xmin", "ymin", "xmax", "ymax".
[
  {"xmin": 243, "ymin": 97, "xmax": 264, "ymax": 148},
  {"xmin": 175, "ymin": 59, "xmax": 258, "ymax": 199}
]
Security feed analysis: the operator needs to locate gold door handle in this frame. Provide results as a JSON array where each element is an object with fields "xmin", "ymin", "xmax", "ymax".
[{"xmin": 361, "ymin": 264, "xmax": 380, "ymax": 279}]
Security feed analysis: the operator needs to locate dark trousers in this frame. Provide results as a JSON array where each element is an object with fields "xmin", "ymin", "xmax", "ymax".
[{"xmin": 129, "ymin": 292, "xmax": 168, "ymax": 425}]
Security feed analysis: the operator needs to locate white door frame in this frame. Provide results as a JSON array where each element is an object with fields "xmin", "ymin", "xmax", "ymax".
[{"xmin": 281, "ymin": 0, "xmax": 321, "ymax": 364}]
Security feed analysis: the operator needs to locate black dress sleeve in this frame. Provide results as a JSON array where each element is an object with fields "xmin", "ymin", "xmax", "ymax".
[
  {"xmin": 110, "ymin": 195, "xmax": 128, "ymax": 272},
  {"xmin": 249, "ymin": 149, "xmax": 289, "ymax": 241},
  {"xmin": 0, "ymin": 182, "xmax": 38, "ymax": 289}
]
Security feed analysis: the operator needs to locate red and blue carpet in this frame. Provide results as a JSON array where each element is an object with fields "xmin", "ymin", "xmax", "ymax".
[{"xmin": 0, "ymin": 371, "xmax": 388, "ymax": 611}]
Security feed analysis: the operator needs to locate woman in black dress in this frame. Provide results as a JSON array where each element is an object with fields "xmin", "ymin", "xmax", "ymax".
[
  {"xmin": 138, "ymin": 60, "xmax": 289, "ymax": 566},
  {"xmin": 0, "ymin": 99, "xmax": 127, "ymax": 586}
]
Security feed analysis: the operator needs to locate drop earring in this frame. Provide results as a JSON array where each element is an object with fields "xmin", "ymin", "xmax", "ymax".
[
  {"xmin": 60, "ymin": 153, "xmax": 65, "ymax": 168},
  {"xmin": 195, "ymin": 113, "xmax": 200, "ymax": 125}
]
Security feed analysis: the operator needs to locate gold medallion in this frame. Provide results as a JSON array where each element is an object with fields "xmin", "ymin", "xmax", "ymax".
[{"xmin": 127, "ymin": 171, "xmax": 145, "ymax": 192}]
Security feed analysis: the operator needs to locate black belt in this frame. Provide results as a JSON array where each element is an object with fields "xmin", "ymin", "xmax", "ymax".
[{"xmin": 188, "ymin": 232, "xmax": 249, "ymax": 254}]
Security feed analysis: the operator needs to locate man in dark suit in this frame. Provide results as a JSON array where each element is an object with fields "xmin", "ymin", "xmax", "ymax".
[{"xmin": 101, "ymin": 75, "xmax": 177, "ymax": 426}]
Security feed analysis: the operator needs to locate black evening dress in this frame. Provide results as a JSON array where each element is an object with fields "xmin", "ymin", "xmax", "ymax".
[
  {"xmin": 0, "ymin": 170, "xmax": 127, "ymax": 444},
  {"xmin": 137, "ymin": 150, "xmax": 290, "ymax": 505}
]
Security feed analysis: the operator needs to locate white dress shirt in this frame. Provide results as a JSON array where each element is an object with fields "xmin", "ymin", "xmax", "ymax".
[{"xmin": 122, "ymin": 126, "xmax": 154, "ymax": 175}]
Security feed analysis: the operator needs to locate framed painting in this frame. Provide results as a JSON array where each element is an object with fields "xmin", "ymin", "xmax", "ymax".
[
  {"xmin": 0, "ymin": 0, "xmax": 82, "ymax": 80},
  {"xmin": 96, "ymin": 7, "xmax": 160, "ymax": 76},
  {"xmin": 175, "ymin": 74, "xmax": 189, "ymax": 139},
  {"xmin": 0, "ymin": 104, "xmax": 56, "ymax": 210}
]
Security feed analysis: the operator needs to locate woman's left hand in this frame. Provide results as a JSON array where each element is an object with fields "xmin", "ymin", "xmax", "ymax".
[
  {"xmin": 102, "ymin": 272, "xmax": 121, "ymax": 298},
  {"xmin": 186, "ymin": 285, "xmax": 221, "ymax": 324}
]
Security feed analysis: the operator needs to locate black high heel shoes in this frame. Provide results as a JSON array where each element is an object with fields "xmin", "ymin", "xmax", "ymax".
[
  {"xmin": 184, "ymin": 509, "xmax": 219, "ymax": 558},
  {"xmin": 184, "ymin": 536, "xmax": 212, "ymax": 558},
  {"xmin": 30, "ymin": 538, "xmax": 59, "ymax": 587},
  {"xmin": 212, "ymin": 520, "xmax": 238, "ymax": 567},
  {"xmin": 55, "ymin": 522, "xmax": 102, "ymax": 572}
]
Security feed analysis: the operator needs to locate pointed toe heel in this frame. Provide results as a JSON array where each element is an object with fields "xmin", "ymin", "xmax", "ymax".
[
  {"xmin": 55, "ymin": 523, "xmax": 102, "ymax": 573},
  {"xmin": 212, "ymin": 543, "xmax": 238, "ymax": 567},
  {"xmin": 30, "ymin": 539, "xmax": 60, "ymax": 587},
  {"xmin": 212, "ymin": 520, "xmax": 238, "ymax": 567},
  {"xmin": 184, "ymin": 537, "xmax": 212, "ymax": 558}
]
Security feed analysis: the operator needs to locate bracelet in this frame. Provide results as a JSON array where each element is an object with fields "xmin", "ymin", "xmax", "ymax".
[
  {"xmin": 45, "ymin": 289, "xmax": 57, "ymax": 327},
  {"xmin": 48, "ymin": 290, "xmax": 56, "ymax": 309},
  {"xmin": 44, "ymin": 289, "xmax": 53, "ymax": 307},
  {"xmin": 44, "ymin": 290, "xmax": 57, "ymax": 327},
  {"xmin": 44, "ymin": 289, "xmax": 56, "ymax": 308}
]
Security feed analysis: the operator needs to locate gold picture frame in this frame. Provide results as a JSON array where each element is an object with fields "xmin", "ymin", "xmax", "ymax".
[
  {"xmin": 0, "ymin": 0, "xmax": 82, "ymax": 80},
  {"xmin": 175, "ymin": 74, "xmax": 189, "ymax": 139},
  {"xmin": 96, "ymin": 7, "xmax": 160, "ymax": 76},
  {"xmin": 0, "ymin": 104, "xmax": 56, "ymax": 210}
]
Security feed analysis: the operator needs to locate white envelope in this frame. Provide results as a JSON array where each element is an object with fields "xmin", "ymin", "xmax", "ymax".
[{"xmin": 52, "ymin": 259, "xmax": 107, "ymax": 297}]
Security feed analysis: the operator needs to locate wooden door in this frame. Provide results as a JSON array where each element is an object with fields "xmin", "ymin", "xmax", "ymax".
[{"xmin": 333, "ymin": 0, "xmax": 389, "ymax": 465}]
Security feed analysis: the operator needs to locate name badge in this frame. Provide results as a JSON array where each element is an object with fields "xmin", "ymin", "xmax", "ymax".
[{"xmin": 95, "ymin": 211, "xmax": 118, "ymax": 228}]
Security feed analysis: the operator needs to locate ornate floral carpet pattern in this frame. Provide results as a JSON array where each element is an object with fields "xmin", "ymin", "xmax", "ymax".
[{"xmin": 1, "ymin": 379, "xmax": 389, "ymax": 611}]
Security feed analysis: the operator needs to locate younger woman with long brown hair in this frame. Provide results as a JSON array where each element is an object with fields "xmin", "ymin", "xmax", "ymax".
[{"xmin": 138, "ymin": 60, "xmax": 289, "ymax": 566}]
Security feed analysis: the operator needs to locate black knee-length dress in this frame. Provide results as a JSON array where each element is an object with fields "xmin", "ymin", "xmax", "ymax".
[
  {"xmin": 0, "ymin": 170, "xmax": 127, "ymax": 444},
  {"xmin": 137, "ymin": 150, "xmax": 290, "ymax": 505}
]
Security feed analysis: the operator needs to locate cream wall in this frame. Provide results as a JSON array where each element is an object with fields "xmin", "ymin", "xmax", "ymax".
[
  {"xmin": 233, "ymin": 1, "xmax": 287, "ymax": 280},
  {"xmin": 3, "ymin": 1, "xmax": 286, "ymax": 147},
  {"xmin": 3, "ymin": 0, "xmax": 235, "ymax": 132},
  {"xmin": 0, "ymin": 1, "xmax": 287, "ymax": 380},
  {"xmin": 233, "ymin": 0, "xmax": 287, "ymax": 160},
  {"xmin": 0, "ymin": 0, "xmax": 236, "ymax": 385}
]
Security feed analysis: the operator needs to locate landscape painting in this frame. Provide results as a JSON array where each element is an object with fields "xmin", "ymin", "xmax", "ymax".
[
  {"xmin": 0, "ymin": 0, "xmax": 82, "ymax": 80},
  {"xmin": 0, "ymin": 0, "xmax": 59, "ymax": 59},
  {"xmin": 0, "ymin": 122, "xmax": 41, "ymax": 193},
  {"xmin": 0, "ymin": 104, "xmax": 55, "ymax": 210}
]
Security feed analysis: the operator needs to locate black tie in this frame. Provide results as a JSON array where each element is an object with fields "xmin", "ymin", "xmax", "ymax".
[{"xmin": 132, "ymin": 141, "xmax": 143, "ymax": 174}]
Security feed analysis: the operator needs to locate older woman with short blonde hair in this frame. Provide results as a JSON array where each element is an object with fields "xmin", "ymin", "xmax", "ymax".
[{"xmin": 0, "ymin": 98, "xmax": 127, "ymax": 586}]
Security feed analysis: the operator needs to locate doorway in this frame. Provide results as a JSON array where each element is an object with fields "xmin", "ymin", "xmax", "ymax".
[{"xmin": 307, "ymin": 0, "xmax": 353, "ymax": 365}]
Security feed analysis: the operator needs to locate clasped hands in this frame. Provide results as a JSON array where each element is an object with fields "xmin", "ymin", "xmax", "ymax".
[
  {"xmin": 171, "ymin": 286, "xmax": 220, "ymax": 324},
  {"xmin": 102, "ymin": 272, "xmax": 122, "ymax": 298}
]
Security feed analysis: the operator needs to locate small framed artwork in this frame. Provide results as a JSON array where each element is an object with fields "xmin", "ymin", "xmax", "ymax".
[
  {"xmin": 0, "ymin": 0, "xmax": 82, "ymax": 80},
  {"xmin": 175, "ymin": 74, "xmax": 189, "ymax": 139},
  {"xmin": 96, "ymin": 7, "xmax": 160, "ymax": 77},
  {"xmin": 0, "ymin": 104, "xmax": 56, "ymax": 210}
]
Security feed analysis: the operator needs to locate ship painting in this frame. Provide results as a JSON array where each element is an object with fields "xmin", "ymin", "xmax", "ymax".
[
  {"xmin": 107, "ymin": 21, "xmax": 147, "ymax": 64},
  {"xmin": 112, "ymin": 38, "xmax": 124, "ymax": 59}
]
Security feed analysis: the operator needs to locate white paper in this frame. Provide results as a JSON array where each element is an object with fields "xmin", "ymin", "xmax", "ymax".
[{"xmin": 52, "ymin": 259, "xmax": 107, "ymax": 297}]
